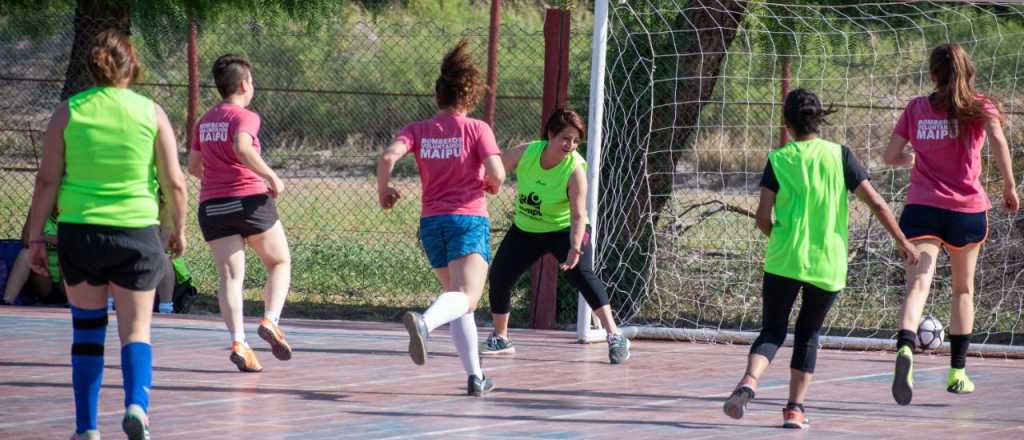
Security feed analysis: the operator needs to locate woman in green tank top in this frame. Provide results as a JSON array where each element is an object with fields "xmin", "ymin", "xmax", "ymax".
[
  {"xmin": 482, "ymin": 109, "xmax": 630, "ymax": 365},
  {"xmin": 722, "ymin": 89, "xmax": 917, "ymax": 429},
  {"xmin": 25, "ymin": 29, "xmax": 187, "ymax": 440}
]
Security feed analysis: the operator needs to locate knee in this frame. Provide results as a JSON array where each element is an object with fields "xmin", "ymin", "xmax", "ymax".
[{"xmin": 951, "ymin": 284, "xmax": 974, "ymax": 297}]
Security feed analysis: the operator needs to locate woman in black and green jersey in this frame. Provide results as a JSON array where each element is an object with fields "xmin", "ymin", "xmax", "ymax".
[
  {"xmin": 26, "ymin": 29, "xmax": 187, "ymax": 440},
  {"xmin": 721, "ymin": 89, "xmax": 918, "ymax": 429},
  {"xmin": 483, "ymin": 109, "xmax": 630, "ymax": 364}
]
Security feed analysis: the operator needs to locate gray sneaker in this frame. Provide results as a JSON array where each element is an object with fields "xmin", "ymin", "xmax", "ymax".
[
  {"xmin": 402, "ymin": 311, "xmax": 429, "ymax": 366},
  {"xmin": 608, "ymin": 333, "xmax": 631, "ymax": 364},
  {"xmin": 70, "ymin": 430, "xmax": 100, "ymax": 440},
  {"xmin": 480, "ymin": 333, "xmax": 516, "ymax": 356},
  {"xmin": 121, "ymin": 404, "xmax": 150, "ymax": 440},
  {"xmin": 468, "ymin": 374, "xmax": 496, "ymax": 396}
]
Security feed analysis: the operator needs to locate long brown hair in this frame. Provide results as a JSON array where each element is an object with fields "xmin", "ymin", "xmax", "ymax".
[
  {"xmin": 88, "ymin": 29, "xmax": 141, "ymax": 86},
  {"xmin": 435, "ymin": 39, "xmax": 485, "ymax": 112},
  {"xmin": 928, "ymin": 43, "xmax": 1005, "ymax": 128}
]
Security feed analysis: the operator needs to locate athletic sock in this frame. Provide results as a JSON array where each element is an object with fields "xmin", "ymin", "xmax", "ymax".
[
  {"xmin": 71, "ymin": 306, "xmax": 107, "ymax": 433},
  {"xmin": 786, "ymin": 401, "xmax": 805, "ymax": 413},
  {"xmin": 896, "ymin": 329, "xmax": 917, "ymax": 351},
  {"xmin": 263, "ymin": 310, "xmax": 281, "ymax": 325},
  {"xmin": 450, "ymin": 313, "xmax": 483, "ymax": 378},
  {"xmin": 121, "ymin": 342, "xmax": 152, "ymax": 413},
  {"xmin": 949, "ymin": 334, "xmax": 970, "ymax": 369},
  {"xmin": 422, "ymin": 291, "xmax": 469, "ymax": 333},
  {"xmin": 158, "ymin": 301, "xmax": 174, "ymax": 314},
  {"xmin": 231, "ymin": 329, "xmax": 246, "ymax": 344}
]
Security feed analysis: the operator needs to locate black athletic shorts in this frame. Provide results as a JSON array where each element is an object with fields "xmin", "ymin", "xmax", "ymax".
[
  {"xmin": 899, "ymin": 204, "xmax": 988, "ymax": 249},
  {"xmin": 198, "ymin": 194, "xmax": 279, "ymax": 242},
  {"xmin": 58, "ymin": 223, "xmax": 166, "ymax": 291}
]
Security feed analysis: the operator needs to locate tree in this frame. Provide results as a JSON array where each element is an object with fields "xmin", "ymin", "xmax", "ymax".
[{"xmin": 3, "ymin": 0, "xmax": 348, "ymax": 100}]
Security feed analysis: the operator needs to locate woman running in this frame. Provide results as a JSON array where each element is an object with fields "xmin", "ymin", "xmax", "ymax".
[
  {"xmin": 188, "ymin": 54, "xmax": 293, "ymax": 373},
  {"xmin": 886, "ymin": 43, "xmax": 1019, "ymax": 405},
  {"xmin": 481, "ymin": 108, "xmax": 629, "ymax": 364},
  {"xmin": 377, "ymin": 39, "xmax": 505, "ymax": 396},
  {"xmin": 722, "ymin": 89, "xmax": 918, "ymax": 429},
  {"xmin": 27, "ymin": 29, "xmax": 187, "ymax": 440}
]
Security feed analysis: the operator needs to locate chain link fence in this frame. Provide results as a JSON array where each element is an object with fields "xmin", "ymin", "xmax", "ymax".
[{"xmin": 0, "ymin": 14, "xmax": 592, "ymax": 320}]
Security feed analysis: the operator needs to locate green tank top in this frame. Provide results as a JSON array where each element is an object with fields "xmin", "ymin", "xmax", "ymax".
[
  {"xmin": 763, "ymin": 138, "xmax": 849, "ymax": 292},
  {"xmin": 60, "ymin": 87, "xmax": 159, "ymax": 228},
  {"xmin": 513, "ymin": 140, "xmax": 587, "ymax": 233}
]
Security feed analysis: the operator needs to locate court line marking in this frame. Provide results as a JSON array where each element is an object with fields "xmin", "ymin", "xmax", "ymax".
[{"xmin": 378, "ymin": 366, "xmax": 953, "ymax": 439}]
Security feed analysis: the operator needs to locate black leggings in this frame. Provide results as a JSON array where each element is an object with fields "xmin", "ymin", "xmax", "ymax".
[
  {"xmin": 750, "ymin": 272, "xmax": 838, "ymax": 373},
  {"xmin": 488, "ymin": 224, "xmax": 609, "ymax": 315}
]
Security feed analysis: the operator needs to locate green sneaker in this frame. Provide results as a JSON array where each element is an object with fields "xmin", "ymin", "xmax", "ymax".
[
  {"xmin": 480, "ymin": 333, "xmax": 515, "ymax": 356},
  {"xmin": 947, "ymin": 368, "xmax": 975, "ymax": 394},
  {"xmin": 892, "ymin": 345, "xmax": 914, "ymax": 406}
]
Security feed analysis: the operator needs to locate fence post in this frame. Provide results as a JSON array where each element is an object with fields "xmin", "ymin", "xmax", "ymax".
[
  {"xmin": 186, "ymin": 7, "xmax": 199, "ymax": 150},
  {"xmin": 779, "ymin": 57, "xmax": 791, "ymax": 146},
  {"xmin": 483, "ymin": 0, "xmax": 502, "ymax": 127},
  {"xmin": 528, "ymin": 7, "xmax": 572, "ymax": 330}
]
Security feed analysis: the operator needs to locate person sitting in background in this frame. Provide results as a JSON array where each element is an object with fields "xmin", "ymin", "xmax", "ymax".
[{"xmin": 2, "ymin": 207, "xmax": 63, "ymax": 305}]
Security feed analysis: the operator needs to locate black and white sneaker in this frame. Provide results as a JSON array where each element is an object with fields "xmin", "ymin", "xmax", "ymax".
[{"xmin": 468, "ymin": 374, "xmax": 496, "ymax": 397}]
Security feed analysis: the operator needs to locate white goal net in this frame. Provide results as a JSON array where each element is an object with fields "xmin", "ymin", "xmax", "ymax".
[{"xmin": 584, "ymin": 0, "xmax": 1024, "ymax": 353}]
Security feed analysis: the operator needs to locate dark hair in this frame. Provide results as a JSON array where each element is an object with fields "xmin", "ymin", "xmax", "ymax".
[
  {"xmin": 88, "ymin": 29, "xmax": 140, "ymax": 86},
  {"xmin": 435, "ymin": 39, "xmax": 485, "ymax": 111},
  {"xmin": 212, "ymin": 54, "xmax": 253, "ymax": 99},
  {"xmin": 783, "ymin": 88, "xmax": 835, "ymax": 137},
  {"xmin": 928, "ymin": 43, "xmax": 1005, "ymax": 127},
  {"xmin": 543, "ymin": 108, "xmax": 586, "ymax": 140}
]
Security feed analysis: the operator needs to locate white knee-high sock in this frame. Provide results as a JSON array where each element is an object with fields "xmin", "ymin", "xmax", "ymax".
[
  {"xmin": 450, "ymin": 312, "xmax": 483, "ymax": 378},
  {"xmin": 422, "ymin": 291, "xmax": 470, "ymax": 333}
]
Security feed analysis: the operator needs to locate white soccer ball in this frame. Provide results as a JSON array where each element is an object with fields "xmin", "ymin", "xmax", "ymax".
[{"xmin": 917, "ymin": 315, "xmax": 944, "ymax": 350}]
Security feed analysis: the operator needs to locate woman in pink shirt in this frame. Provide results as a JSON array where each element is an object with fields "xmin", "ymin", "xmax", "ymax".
[
  {"xmin": 188, "ymin": 54, "xmax": 293, "ymax": 373},
  {"xmin": 885, "ymin": 43, "xmax": 1019, "ymax": 405},
  {"xmin": 377, "ymin": 40, "xmax": 505, "ymax": 396}
]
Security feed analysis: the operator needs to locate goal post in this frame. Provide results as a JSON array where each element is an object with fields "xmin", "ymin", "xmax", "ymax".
[
  {"xmin": 577, "ymin": 0, "xmax": 613, "ymax": 343},
  {"xmin": 580, "ymin": 0, "xmax": 1024, "ymax": 355}
]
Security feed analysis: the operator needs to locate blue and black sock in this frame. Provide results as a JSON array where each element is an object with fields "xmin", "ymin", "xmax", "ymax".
[
  {"xmin": 121, "ymin": 342, "xmax": 153, "ymax": 412},
  {"xmin": 71, "ymin": 306, "xmax": 108, "ymax": 433}
]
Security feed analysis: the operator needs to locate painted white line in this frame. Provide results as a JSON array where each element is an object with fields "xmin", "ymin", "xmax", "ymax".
[{"xmin": 379, "ymin": 366, "xmax": 951, "ymax": 439}]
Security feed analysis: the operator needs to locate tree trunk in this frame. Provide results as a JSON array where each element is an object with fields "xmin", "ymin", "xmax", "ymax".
[
  {"xmin": 598, "ymin": 0, "xmax": 748, "ymax": 299},
  {"xmin": 61, "ymin": 0, "xmax": 131, "ymax": 100}
]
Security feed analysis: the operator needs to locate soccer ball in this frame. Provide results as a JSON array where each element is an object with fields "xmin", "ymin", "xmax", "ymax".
[{"xmin": 917, "ymin": 315, "xmax": 944, "ymax": 350}]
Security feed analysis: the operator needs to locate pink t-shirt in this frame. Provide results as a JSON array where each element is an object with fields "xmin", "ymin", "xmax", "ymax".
[
  {"xmin": 893, "ymin": 96, "xmax": 996, "ymax": 213},
  {"xmin": 397, "ymin": 113, "xmax": 501, "ymax": 218},
  {"xmin": 192, "ymin": 102, "xmax": 269, "ymax": 203}
]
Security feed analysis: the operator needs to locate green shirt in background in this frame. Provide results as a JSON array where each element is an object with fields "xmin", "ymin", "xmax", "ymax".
[
  {"xmin": 60, "ymin": 87, "xmax": 159, "ymax": 228},
  {"xmin": 763, "ymin": 138, "xmax": 851, "ymax": 292},
  {"xmin": 513, "ymin": 140, "xmax": 586, "ymax": 233}
]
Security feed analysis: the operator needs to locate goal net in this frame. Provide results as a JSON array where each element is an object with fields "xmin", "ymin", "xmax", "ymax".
[{"xmin": 583, "ymin": 0, "xmax": 1024, "ymax": 353}]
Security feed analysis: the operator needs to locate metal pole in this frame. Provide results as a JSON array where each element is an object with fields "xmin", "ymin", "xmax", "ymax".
[
  {"xmin": 484, "ymin": 0, "xmax": 502, "ymax": 127},
  {"xmin": 578, "ymin": 0, "xmax": 610, "ymax": 343}
]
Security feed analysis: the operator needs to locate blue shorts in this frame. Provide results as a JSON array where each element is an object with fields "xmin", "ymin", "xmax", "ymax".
[
  {"xmin": 419, "ymin": 215, "xmax": 491, "ymax": 268},
  {"xmin": 899, "ymin": 204, "xmax": 988, "ymax": 249}
]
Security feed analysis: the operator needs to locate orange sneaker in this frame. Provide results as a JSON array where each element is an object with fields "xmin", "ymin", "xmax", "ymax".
[
  {"xmin": 258, "ymin": 318, "xmax": 293, "ymax": 361},
  {"xmin": 782, "ymin": 407, "xmax": 809, "ymax": 429},
  {"xmin": 229, "ymin": 341, "xmax": 263, "ymax": 372}
]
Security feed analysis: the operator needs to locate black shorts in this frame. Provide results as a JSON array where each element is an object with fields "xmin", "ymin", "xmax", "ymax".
[
  {"xmin": 198, "ymin": 194, "xmax": 279, "ymax": 242},
  {"xmin": 58, "ymin": 223, "xmax": 166, "ymax": 291},
  {"xmin": 899, "ymin": 204, "xmax": 988, "ymax": 249}
]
